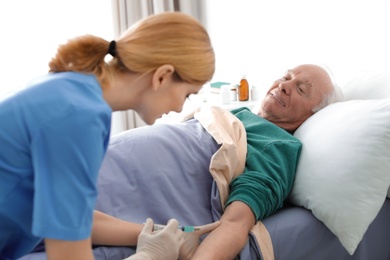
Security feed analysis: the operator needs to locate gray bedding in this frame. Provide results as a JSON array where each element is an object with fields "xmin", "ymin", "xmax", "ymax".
[
  {"xmin": 20, "ymin": 200, "xmax": 390, "ymax": 260},
  {"xmin": 263, "ymin": 200, "xmax": 390, "ymax": 260}
]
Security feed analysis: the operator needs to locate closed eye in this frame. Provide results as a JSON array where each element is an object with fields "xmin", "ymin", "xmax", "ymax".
[
  {"xmin": 297, "ymin": 84, "xmax": 308, "ymax": 96},
  {"xmin": 186, "ymin": 93, "xmax": 195, "ymax": 101},
  {"xmin": 187, "ymin": 91, "xmax": 200, "ymax": 99}
]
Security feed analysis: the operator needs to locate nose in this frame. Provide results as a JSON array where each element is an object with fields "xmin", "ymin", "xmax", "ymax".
[
  {"xmin": 174, "ymin": 102, "xmax": 185, "ymax": 113},
  {"xmin": 278, "ymin": 81, "xmax": 291, "ymax": 95}
]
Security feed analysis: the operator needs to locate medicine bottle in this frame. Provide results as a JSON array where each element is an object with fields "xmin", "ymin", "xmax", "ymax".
[
  {"xmin": 220, "ymin": 85, "xmax": 231, "ymax": 105},
  {"xmin": 239, "ymin": 75, "xmax": 249, "ymax": 101},
  {"xmin": 251, "ymin": 85, "xmax": 259, "ymax": 101},
  {"xmin": 230, "ymin": 84, "xmax": 238, "ymax": 101}
]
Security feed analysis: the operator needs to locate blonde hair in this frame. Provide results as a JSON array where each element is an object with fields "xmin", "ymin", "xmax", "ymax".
[{"xmin": 49, "ymin": 12, "xmax": 215, "ymax": 89}]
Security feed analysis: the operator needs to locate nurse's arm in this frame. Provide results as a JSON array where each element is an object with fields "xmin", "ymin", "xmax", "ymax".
[
  {"xmin": 45, "ymin": 238, "xmax": 93, "ymax": 260},
  {"xmin": 91, "ymin": 210, "xmax": 143, "ymax": 246}
]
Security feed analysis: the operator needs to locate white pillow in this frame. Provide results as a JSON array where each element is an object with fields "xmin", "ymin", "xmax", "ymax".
[
  {"xmin": 342, "ymin": 72, "xmax": 390, "ymax": 100},
  {"xmin": 289, "ymin": 99, "xmax": 390, "ymax": 255},
  {"xmin": 344, "ymin": 72, "xmax": 390, "ymax": 201}
]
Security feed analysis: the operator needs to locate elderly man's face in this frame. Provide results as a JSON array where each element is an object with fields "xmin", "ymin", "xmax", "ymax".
[{"xmin": 258, "ymin": 64, "xmax": 333, "ymax": 132}]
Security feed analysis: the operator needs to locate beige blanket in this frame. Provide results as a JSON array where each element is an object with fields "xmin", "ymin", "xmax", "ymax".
[{"xmin": 184, "ymin": 105, "xmax": 274, "ymax": 260}]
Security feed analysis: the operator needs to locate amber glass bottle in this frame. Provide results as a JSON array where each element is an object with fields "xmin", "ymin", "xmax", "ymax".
[{"xmin": 239, "ymin": 75, "xmax": 249, "ymax": 101}]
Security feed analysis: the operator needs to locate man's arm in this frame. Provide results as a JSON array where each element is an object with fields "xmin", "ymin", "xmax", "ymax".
[
  {"xmin": 91, "ymin": 210, "xmax": 143, "ymax": 246},
  {"xmin": 191, "ymin": 201, "xmax": 255, "ymax": 260}
]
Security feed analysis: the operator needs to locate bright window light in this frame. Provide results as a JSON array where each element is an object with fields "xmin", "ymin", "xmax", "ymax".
[
  {"xmin": 0, "ymin": 0, "xmax": 113, "ymax": 97},
  {"xmin": 205, "ymin": 0, "xmax": 390, "ymax": 88}
]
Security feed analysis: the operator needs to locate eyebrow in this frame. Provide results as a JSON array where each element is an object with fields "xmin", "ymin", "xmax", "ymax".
[
  {"xmin": 288, "ymin": 69, "xmax": 313, "ymax": 88},
  {"xmin": 287, "ymin": 69, "xmax": 295, "ymax": 77}
]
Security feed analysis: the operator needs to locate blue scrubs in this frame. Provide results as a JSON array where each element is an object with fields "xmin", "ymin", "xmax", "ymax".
[{"xmin": 0, "ymin": 72, "xmax": 112, "ymax": 259}]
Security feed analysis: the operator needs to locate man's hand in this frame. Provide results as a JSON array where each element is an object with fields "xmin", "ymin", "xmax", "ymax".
[{"xmin": 179, "ymin": 221, "xmax": 220, "ymax": 260}]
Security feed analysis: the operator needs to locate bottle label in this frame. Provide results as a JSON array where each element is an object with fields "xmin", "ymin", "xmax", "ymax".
[{"xmin": 230, "ymin": 89, "xmax": 237, "ymax": 101}]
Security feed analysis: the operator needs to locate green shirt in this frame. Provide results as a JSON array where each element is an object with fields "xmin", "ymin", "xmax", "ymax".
[{"xmin": 226, "ymin": 107, "xmax": 302, "ymax": 220}]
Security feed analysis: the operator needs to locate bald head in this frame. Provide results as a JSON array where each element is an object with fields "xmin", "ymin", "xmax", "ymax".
[{"xmin": 258, "ymin": 64, "xmax": 340, "ymax": 132}]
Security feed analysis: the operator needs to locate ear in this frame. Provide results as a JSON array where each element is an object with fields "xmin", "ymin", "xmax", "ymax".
[{"xmin": 151, "ymin": 64, "xmax": 175, "ymax": 91}]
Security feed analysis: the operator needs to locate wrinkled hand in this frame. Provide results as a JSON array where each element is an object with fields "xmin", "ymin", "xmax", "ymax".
[
  {"xmin": 179, "ymin": 221, "xmax": 220, "ymax": 260},
  {"xmin": 124, "ymin": 218, "xmax": 184, "ymax": 260}
]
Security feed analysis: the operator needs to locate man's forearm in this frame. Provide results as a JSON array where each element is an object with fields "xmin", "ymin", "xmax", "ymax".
[
  {"xmin": 191, "ymin": 201, "xmax": 256, "ymax": 260},
  {"xmin": 91, "ymin": 210, "xmax": 143, "ymax": 246}
]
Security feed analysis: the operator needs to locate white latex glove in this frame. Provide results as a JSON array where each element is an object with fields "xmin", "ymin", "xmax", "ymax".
[
  {"xmin": 179, "ymin": 221, "xmax": 220, "ymax": 260},
  {"xmin": 124, "ymin": 218, "xmax": 184, "ymax": 260}
]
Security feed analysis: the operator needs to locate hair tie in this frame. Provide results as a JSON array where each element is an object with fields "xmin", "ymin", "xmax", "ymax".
[{"xmin": 108, "ymin": 40, "xmax": 116, "ymax": 57}]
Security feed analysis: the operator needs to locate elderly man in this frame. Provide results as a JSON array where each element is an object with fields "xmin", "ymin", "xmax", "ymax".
[
  {"xmin": 191, "ymin": 63, "xmax": 342, "ymax": 259},
  {"xmin": 23, "ymin": 64, "xmax": 342, "ymax": 260}
]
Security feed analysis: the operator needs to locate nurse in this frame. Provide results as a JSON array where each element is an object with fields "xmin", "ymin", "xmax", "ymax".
[{"xmin": 0, "ymin": 12, "xmax": 215, "ymax": 260}]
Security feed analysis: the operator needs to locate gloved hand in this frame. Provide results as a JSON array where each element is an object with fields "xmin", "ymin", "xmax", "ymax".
[
  {"xmin": 178, "ymin": 221, "xmax": 220, "ymax": 260},
  {"xmin": 123, "ymin": 218, "xmax": 184, "ymax": 260}
]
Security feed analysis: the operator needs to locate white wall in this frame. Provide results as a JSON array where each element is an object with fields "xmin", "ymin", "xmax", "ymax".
[
  {"xmin": 205, "ymin": 0, "xmax": 390, "ymax": 92},
  {"xmin": 0, "ymin": 0, "xmax": 113, "ymax": 97}
]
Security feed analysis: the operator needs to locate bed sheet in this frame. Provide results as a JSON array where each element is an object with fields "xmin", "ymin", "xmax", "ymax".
[
  {"xmin": 263, "ymin": 199, "xmax": 390, "ymax": 260},
  {"xmin": 20, "ymin": 199, "xmax": 390, "ymax": 260}
]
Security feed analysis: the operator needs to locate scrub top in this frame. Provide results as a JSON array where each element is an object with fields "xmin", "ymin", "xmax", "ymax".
[{"xmin": 0, "ymin": 72, "xmax": 112, "ymax": 259}]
